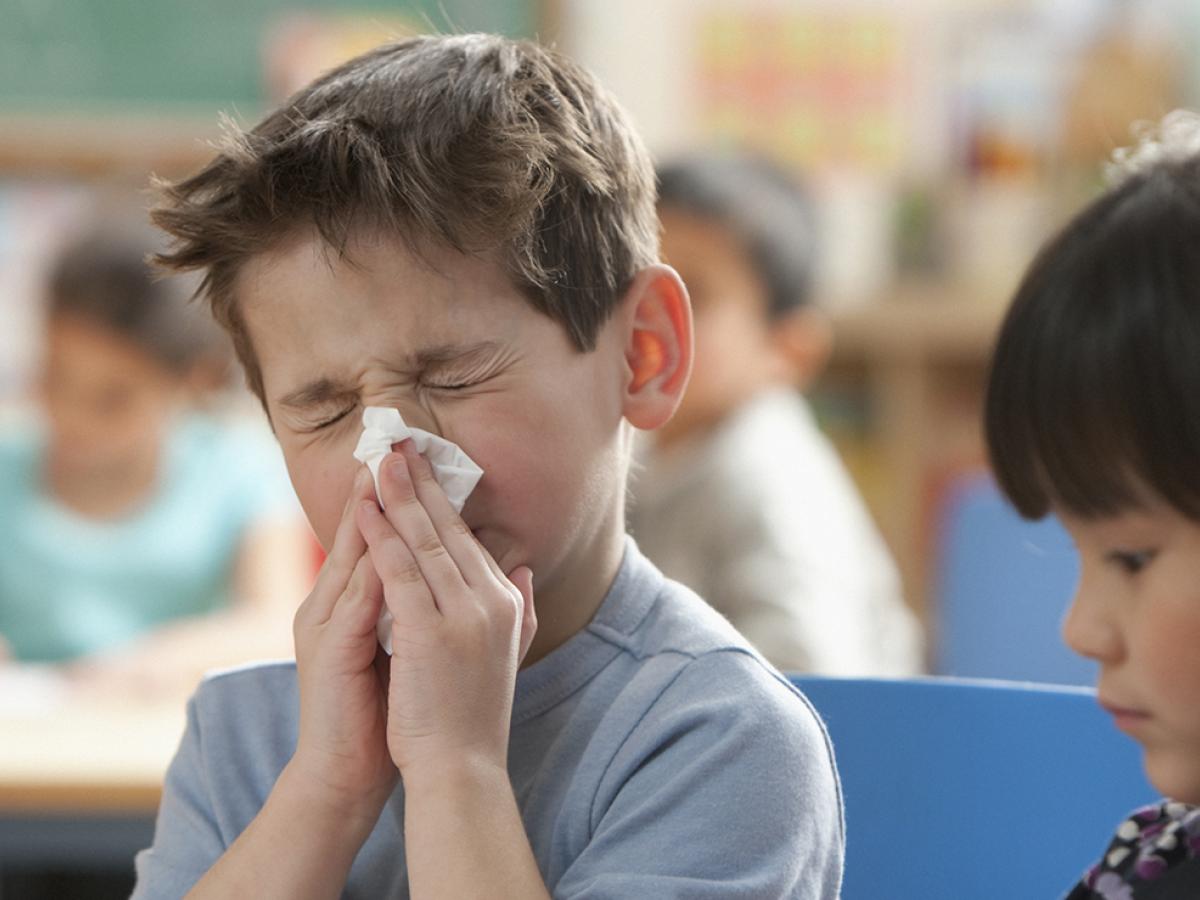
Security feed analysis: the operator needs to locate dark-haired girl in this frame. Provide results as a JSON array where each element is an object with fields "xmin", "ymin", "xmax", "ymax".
[{"xmin": 985, "ymin": 111, "xmax": 1200, "ymax": 899}]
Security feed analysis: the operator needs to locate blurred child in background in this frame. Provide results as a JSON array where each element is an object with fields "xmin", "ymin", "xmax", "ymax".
[
  {"xmin": 0, "ymin": 224, "xmax": 311, "ymax": 698},
  {"xmin": 985, "ymin": 111, "xmax": 1200, "ymax": 898},
  {"xmin": 629, "ymin": 154, "xmax": 922, "ymax": 674}
]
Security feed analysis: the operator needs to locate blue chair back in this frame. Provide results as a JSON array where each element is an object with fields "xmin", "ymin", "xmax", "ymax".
[
  {"xmin": 791, "ymin": 676, "xmax": 1156, "ymax": 900},
  {"xmin": 934, "ymin": 472, "xmax": 1093, "ymax": 685}
]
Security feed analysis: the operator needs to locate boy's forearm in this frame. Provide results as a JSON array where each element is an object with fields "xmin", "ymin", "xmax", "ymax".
[
  {"xmin": 185, "ymin": 760, "xmax": 382, "ymax": 900},
  {"xmin": 403, "ymin": 758, "xmax": 551, "ymax": 900}
]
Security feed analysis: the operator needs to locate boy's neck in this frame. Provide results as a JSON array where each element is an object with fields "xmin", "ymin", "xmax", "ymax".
[{"xmin": 519, "ymin": 501, "xmax": 627, "ymax": 668}]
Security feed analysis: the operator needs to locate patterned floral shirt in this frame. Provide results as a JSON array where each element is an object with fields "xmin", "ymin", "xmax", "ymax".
[{"xmin": 1066, "ymin": 802, "xmax": 1200, "ymax": 899}]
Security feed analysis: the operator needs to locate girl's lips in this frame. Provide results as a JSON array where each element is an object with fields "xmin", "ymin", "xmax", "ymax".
[{"xmin": 1100, "ymin": 700, "xmax": 1152, "ymax": 730}]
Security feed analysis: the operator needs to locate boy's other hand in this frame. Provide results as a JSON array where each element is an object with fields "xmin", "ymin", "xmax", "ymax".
[
  {"xmin": 356, "ymin": 439, "xmax": 536, "ymax": 782},
  {"xmin": 289, "ymin": 464, "xmax": 398, "ymax": 827}
]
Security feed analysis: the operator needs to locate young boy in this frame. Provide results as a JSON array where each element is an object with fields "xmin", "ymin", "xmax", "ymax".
[
  {"xmin": 631, "ymin": 155, "xmax": 921, "ymax": 675},
  {"xmin": 133, "ymin": 34, "xmax": 844, "ymax": 898}
]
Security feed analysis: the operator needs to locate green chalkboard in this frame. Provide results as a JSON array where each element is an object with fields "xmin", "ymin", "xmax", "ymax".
[{"xmin": 0, "ymin": 0, "xmax": 537, "ymax": 113}]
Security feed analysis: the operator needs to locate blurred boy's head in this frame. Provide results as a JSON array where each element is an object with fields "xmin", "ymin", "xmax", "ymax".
[
  {"xmin": 152, "ymin": 35, "xmax": 690, "ymax": 603},
  {"xmin": 656, "ymin": 154, "xmax": 829, "ymax": 447},
  {"xmin": 41, "ymin": 228, "xmax": 225, "ymax": 480}
]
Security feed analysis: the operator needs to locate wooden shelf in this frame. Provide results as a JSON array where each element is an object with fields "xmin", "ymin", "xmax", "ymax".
[
  {"xmin": 831, "ymin": 283, "xmax": 1007, "ymax": 362},
  {"xmin": 0, "ymin": 113, "xmax": 223, "ymax": 179},
  {"xmin": 823, "ymin": 286, "xmax": 1008, "ymax": 628}
]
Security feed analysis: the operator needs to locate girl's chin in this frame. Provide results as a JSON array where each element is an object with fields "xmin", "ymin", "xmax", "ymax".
[{"xmin": 1143, "ymin": 751, "xmax": 1200, "ymax": 805}]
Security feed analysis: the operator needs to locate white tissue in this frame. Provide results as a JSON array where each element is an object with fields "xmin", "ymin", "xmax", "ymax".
[{"xmin": 352, "ymin": 406, "xmax": 484, "ymax": 652}]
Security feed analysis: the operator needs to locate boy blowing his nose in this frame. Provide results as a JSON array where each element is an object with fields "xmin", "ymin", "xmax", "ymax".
[{"xmin": 134, "ymin": 34, "xmax": 843, "ymax": 899}]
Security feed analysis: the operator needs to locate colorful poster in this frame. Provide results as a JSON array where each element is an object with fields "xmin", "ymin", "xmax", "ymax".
[{"xmin": 695, "ymin": 8, "xmax": 910, "ymax": 171}]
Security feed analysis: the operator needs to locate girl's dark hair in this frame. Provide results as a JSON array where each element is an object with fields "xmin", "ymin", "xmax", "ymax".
[
  {"xmin": 985, "ymin": 117, "xmax": 1200, "ymax": 521},
  {"xmin": 656, "ymin": 154, "xmax": 816, "ymax": 318},
  {"xmin": 48, "ymin": 228, "xmax": 224, "ymax": 375}
]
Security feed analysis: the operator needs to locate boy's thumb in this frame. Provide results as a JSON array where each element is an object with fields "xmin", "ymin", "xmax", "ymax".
[{"xmin": 509, "ymin": 566, "xmax": 537, "ymax": 661}]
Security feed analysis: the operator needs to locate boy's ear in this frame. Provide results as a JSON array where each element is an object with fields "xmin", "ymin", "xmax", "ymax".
[{"xmin": 619, "ymin": 264, "xmax": 693, "ymax": 430}]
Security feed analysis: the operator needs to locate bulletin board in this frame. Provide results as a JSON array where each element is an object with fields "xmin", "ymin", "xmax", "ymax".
[
  {"xmin": 0, "ymin": 0, "xmax": 537, "ymax": 112},
  {"xmin": 695, "ymin": 8, "xmax": 910, "ymax": 171}
]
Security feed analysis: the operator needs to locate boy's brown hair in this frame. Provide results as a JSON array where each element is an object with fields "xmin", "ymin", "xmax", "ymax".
[{"xmin": 152, "ymin": 33, "xmax": 659, "ymax": 407}]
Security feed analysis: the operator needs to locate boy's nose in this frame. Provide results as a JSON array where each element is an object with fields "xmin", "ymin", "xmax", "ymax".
[
  {"xmin": 382, "ymin": 402, "xmax": 440, "ymax": 439},
  {"xmin": 1061, "ymin": 577, "xmax": 1123, "ymax": 665}
]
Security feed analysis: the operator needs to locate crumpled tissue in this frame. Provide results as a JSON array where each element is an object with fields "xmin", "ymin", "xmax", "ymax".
[{"xmin": 352, "ymin": 406, "xmax": 484, "ymax": 652}]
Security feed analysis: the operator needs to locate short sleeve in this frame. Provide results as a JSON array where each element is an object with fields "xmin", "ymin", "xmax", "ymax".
[
  {"xmin": 131, "ymin": 694, "xmax": 226, "ymax": 900},
  {"xmin": 553, "ymin": 651, "xmax": 844, "ymax": 899}
]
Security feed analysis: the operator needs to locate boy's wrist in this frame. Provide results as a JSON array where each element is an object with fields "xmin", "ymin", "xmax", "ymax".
[
  {"xmin": 278, "ymin": 754, "xmax": 394, "ymax": 844},
  {"xmin": 400, "ymin": 753, "xmax": 511, "ymax": 802}
]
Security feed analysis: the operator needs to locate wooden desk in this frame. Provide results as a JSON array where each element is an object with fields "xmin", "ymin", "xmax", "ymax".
[{"xmin": 0, "ymin": 670, "xmax": 184, "ymax": 872}]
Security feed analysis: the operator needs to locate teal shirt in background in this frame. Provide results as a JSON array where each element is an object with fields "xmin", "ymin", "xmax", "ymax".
[{"xmin": 0, "ymin": 415, "xmax": 300, "ymax": 663}]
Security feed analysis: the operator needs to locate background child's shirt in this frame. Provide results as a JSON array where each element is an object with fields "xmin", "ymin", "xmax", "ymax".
[
  {"xmin": 131, "ymin": 539, "xmax": 845, "ymax": 899},
  {"xmin": 0, "ymin": 415, "xmax": 299, "ymax": 662},
  {"xmin": 630, "ymin": 387, "xmax": 922, "ymax": 675},
  {"xmin": 1066, "ymin": 802, "xmax": 1200, "ymax": 899}
]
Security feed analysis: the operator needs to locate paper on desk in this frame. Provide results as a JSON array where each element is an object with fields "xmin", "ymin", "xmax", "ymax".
[
  {"xmin": 0, "ymin": 665, "xmax": 69, "ymax": 715},
  {"xmin": 352, "ymin": 406, "xmax": 484, "ymax": 653}
]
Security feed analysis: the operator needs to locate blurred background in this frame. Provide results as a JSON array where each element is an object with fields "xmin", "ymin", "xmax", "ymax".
[{"xmin": 0, "ymin": 0, "xmax": 1197, "ymax": 894}]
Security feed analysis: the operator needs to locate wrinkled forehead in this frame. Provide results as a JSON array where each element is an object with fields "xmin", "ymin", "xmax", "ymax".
[{"xmin": 234, "ymin": 229, "xmax": 534, "ymax": 395}]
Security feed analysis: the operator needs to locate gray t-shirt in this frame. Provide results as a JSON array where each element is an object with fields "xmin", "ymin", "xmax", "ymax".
[{"xmin": 132, "ymin": 539, "xmax": 844, "ymax": 899}]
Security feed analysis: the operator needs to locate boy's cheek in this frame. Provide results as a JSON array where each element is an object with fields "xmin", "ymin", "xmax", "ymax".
[{"xmin": 287, "ymin": 455, "xmax": 360, "ymax": 550}]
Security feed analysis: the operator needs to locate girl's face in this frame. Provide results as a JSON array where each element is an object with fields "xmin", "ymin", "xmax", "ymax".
[
  {"xmin": 40, "ymin": 315, "xmax": 184, "ymax": 478},
  {"xmin": 1059, "ymin": 500, "xmax": 1200, "ymax": 803}
]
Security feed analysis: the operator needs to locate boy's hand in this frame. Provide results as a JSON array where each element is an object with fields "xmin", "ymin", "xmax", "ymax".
[
  {"xmin": 289, "ymin": 465, "xmax": 398, "ymax": 824},
  {"xmin": 356, "ymin": 439, "xmax": 536, "ymax": 781}
]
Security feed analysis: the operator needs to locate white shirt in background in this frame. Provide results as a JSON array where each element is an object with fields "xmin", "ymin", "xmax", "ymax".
[{"xmin": 629, "ymin": 387, "xmax": 923, "ymax": 676}]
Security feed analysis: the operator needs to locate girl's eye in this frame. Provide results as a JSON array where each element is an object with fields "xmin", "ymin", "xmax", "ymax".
[{"xmin": 1106, "ymin": 549, "xmax": 1158, "ymax": 575}]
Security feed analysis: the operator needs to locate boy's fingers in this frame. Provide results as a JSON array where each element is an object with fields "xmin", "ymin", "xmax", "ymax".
[
  {"xmin": 357, "ymin": 500, "xmax": 440, "ymax": 626},
  {"xmin": 299, "ymin": 466, "xmax": 375, "ymax": 628},
  {"xmin": 398, "ymin": 441, "xmax": 492, "ymax": 589},
  {"xmin": 328, "ymin": 552, "xmax": 385, "ymax": 638},
  {"xmin": 326, "ymin": 466, "xmax": 377, "ymax": 574},
  {"xmin": 377, "ymin": 448, "xmax": 467, "ymax": 603}
]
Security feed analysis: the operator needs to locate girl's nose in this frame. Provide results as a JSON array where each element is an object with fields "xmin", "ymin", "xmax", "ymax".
[{"xmin": 1061, "ymin": 576, "xmax": 1123, "ymax": 665}]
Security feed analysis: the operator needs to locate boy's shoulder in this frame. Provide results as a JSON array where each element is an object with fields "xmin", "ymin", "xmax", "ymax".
[
  {"xmin": 576, "ymin": 540, "xmax": 827, "ymax": 728},
  {"xmin": 585, "ymin": 536, "xmax": 771, "ymax": 664},
  {"xmin": 189, "ymin": 658, "xmax": 301, "ymax": 777}
]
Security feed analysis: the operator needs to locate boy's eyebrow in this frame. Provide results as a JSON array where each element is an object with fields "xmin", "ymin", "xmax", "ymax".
[
  {"xmin": 276, "ymin": 341, "xmax": 506, "ymax": 410},
  {"xmin": 277, "ymin": 377, "xmax": 355, "ymax": 411},
  {"xmin": 414, "ymin": 340, "xmax": 505, "ymax": 369}
]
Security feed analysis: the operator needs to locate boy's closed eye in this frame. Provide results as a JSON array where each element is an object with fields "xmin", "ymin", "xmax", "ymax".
[
  {"xmin": 309, "ymin": 405, "xmax": 357, "ymax": 431},
  {"xmin": 301, "ymin": 375, "xmax": 496, "ymax": 432},
  {"xmin": 419, "ymin": 374, "xmax": 486, "ymax": 393},
  {"xmin": 297, "ymin": 374, "xmax": 489, "ymax": 432}
]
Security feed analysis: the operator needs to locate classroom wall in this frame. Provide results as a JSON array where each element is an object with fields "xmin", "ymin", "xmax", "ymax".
[{"xmin": 0, "ymin": 0, "xmax": 536, "ymax": 113}]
